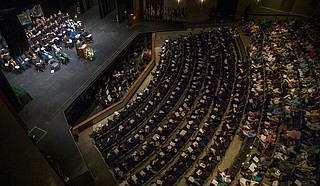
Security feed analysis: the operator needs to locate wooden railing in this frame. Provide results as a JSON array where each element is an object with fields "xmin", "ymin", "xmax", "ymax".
[
  {"xmin": 72, "ymin": 33, "xmax": 156, "ymax": 132},
  {"xmin": 248, "ymin": 12, "xmax": 308, "ymax": 21}
]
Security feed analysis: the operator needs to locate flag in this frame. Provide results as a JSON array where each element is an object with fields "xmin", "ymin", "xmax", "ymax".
[{"xmin": 31, "ymin": 5, "xmax": 44, "ymax": 17}]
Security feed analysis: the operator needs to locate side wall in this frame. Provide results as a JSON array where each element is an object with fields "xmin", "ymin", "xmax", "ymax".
[
  {"xmin": 186, "ymin": 0, "xmax": 216, "ymax": 22},
  {"xmin": 0, "ymin": 93, "xmax": 64, "ymax": 186},
  {"xmin": 164, "ymin": 0, "xmax": 186, "ymax": 22},
  {"xmin": 291, "ymin": 0, "xmax": 319, "ymax": 16},
  {"xmin": 235, "ymin": 0, "xmax": 319, "ymax": 19}
]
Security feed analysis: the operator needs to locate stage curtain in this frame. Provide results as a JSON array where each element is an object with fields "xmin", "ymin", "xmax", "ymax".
[{"xmin": 0, "ymin": 8, "xmax": 29, "ymax": 59}]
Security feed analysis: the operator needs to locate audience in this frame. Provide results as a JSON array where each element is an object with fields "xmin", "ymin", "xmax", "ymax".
[
  {"xmin": 3, "ymin": 7, "xmax": 318, "ymax": 186},
  {"xmin": 235, "ymin": 20, "xmax": 319, "ymax": 186},
  {"xmin": 95, "ymin": 39, "xmax": 152, "ymax": 108},
  {"xmin": 91, "ymin": 27, "xmax": 252, "ymax": 186},
  {"xmin": 90, "ymin": 19, "xmax": 320, "ymax": 186}
]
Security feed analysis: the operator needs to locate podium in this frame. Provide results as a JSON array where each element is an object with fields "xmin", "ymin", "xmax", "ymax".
[
  {"xmin": 77, "ymin": 44, "xmax": 90, "ymax": 59},
  {"xmin": 127, "ymin": 13, "xmax": 140, "ymax": 27}
]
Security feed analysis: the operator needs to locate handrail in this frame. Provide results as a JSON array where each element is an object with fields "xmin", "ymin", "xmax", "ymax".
[
  {"xmin": 245, "ymin": 9, "xmax": 309, "ymax": 22},
  {"xmin": 72, "ymin": 32, "xmax": 156, "ymax": 132},
  {"xmin": 249, "ymin": 13, "xmax": 307, "ymax": 18}
]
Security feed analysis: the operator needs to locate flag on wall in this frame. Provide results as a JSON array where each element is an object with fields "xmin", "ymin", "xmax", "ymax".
[
  {"xmin": 31, "ymin": 5, "xmax": 44, "ymax": 17},
  {"xmin": 17, "ymin": 11, "xmax": 32, "ymax": 25}
]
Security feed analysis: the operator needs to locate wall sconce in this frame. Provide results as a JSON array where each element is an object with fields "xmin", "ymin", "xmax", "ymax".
[{"xmin": 200, "ymin": 0, "xmax": 205, "ymax": 7}]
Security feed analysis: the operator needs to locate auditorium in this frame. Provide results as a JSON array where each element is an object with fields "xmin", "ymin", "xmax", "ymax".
[{"xmin": 0, "ymin": 0, "xmax": 319, "ymax": 186}]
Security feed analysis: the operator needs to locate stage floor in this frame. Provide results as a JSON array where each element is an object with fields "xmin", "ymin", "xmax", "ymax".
[{"xmin": 3, "ymin": 5, "xmax": 186, "ymax": 181}]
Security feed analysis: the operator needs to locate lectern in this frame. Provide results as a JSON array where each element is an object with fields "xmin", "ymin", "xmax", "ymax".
[
  {"xmin": 77, "ymin": 44, "xmax": 90, "ymax": 59},
  {"xmin": 127, "ymin": 12, "xmax": 140, "ymax": 27}
]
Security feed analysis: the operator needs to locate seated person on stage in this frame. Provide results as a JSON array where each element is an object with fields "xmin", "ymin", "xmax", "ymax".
[
  {"xmin": 85, "ymin": 32, "xmax": 93, "ymax": 43},
  {"xmin": 0, "ymin": 51, "xmax": 11, "ymax": 72},
  {"xmin": 9, "ymin": 59, "xmax": 21, "ymax": 72},
  {"xmin": 55, "ymin": 49, "xmax": 69, "ymax": 65},
  {"xmin": 51, "ymin": 43, "xmax": 62, "ymax": 52},
  {"xmin": 65, "ymin": 39, "xmax": 74, "ymax": 49},
  {"xmin": 69, "ymin": 30, "xmax": 77, "ymax": 40},
  {"xmin": 41, "ymin": 48, "xmax": 53, "ymax": 63},
  {"xmin": 2, "ymin": 54, "xmax": 21, "ymax": 72},
  {"xmin": 16, "ymin": 56, "xmax": 31, "ymax": 70},
  {"xmin": 48, "ymin": 58, "xmax": 60, "ymax": 69},
  {"xmin": 31, "ymin": 53, "xmax": 45, "ymax": 72}
]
